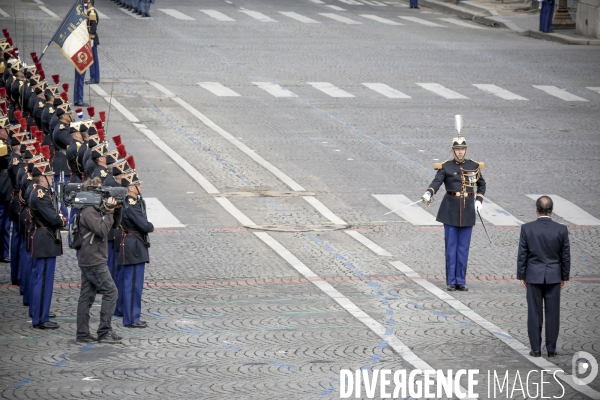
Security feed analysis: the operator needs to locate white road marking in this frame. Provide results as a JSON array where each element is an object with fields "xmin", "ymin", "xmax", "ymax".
[
  {"xmin": 532, "ymin": 85, "xmax": 588, "ymax": 101},
  {"xmin": 214, "ymin": 197, "xmax": 256, "ymax": 226},
  {"xmin": 279, "ymin": 11, "xmax": 320, "ymax": 23},
  {"xmin": 39, "ymin": 6, "xmax": 59, "ymax": 18},
  {"xmin": 585, "ymin": 87, "xmax": 600, "ymax": 94},
  {"xmin": 318, "ymin": 13, "xmax": 362, "ymax": 24},
  {"xmin": 473, "ymin": 84, "xmax": 528, "ymax": 100},
  {"xmin": 526, "ymin": 195, "xmax": 600, "ymax": 225},
  {"xmin": 158, "ymin": 9, "xmax": 196, "ymax": 20},
  {"xmin": 252, "ymin": 82, "xmax": 298, "ymax": 97},
  {"xmin": 362, "ymin": 0, "xmax": 388, "ymax": 5},
  {"xmin": 362, "ymin": 83, "xmax": 411, "ymax": 98},
  {"xmin": 90, "ymin": 85, "xmax": 140, "ymax": 122},
  {"xmin": 359, "ymin": 14, "xmax": 403, "ymax": 24},
  {"xmin": 309, "ymin": 0, "xmax": 325, "ymax": 3},
  {"xmin": 398, "ymin": 16, "xmax": 446, "ymax": 26},
  {"xmin": 254, "ymin": 232, "xmax": 470, "ymax": 392},
  {"xmin": 416, "ymin": 82, "xmax": 469, "ymax": 99},
  {"xmin": 438, "ymin": 17, "xmax": 486, "ymax": 28},
  {"xmin": 479, "ymin": 198, "xmax": 523, "ymax": 226},
  {"xmin": 198, "ymin": 82, "xmax": 241, "ymax": 97},
  {"xmin": 148, "ymin": 82, "xmax": 306, "ymax": 192},
  {"xmin": 144, "ymin": 198, "xmax": 185, "ymax": 228},
  {"xmin": 345, "ymin": 231, "xmax": 392, "ymax": 256},
  {"xmin": 33, "ymin": 0, "xmax": 44, "ymax": 4},
  {"xmin": 0, "ymin": 8, "xmax": 9, "ymax": 17},
  {"xmin": 95, "ymin": 10, "xmax": 109, "ymax": 19},
  {"xmin": 326, "ymin": 5, "xmax": 347, "ymax": 10},
  {"xmin": 307, "ymin": 82, "xmax": 355, "ymax": 97},
  {"xmin": 239, "ymin": 10, "xmax": 278, "ymax": 22},
  {"xmin": 372, "ymin": 194, "xmax": 441, "ymax": 225},
  {"xmin": 338, "ymin": 0, "xmax": 364, "ymax": 4},
  {"xmin": 200, "ymin": 9, "xmax": 236, "ymax": 21},
  {"xmin": 389, "ymin": 260, "xmax": 600, "ymax": 400},
  {"xmin": 302, "ymin": 196, "xmax": 347, "ymax": 225}
]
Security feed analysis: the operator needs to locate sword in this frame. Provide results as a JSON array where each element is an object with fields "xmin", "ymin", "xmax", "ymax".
[
  {"xmin": 477, "ymin": 210, "xmax": 492, "ymax": 244},
  {"xmin": 384, "ymin": 199, "xmax": 430, "ymax": 215}
]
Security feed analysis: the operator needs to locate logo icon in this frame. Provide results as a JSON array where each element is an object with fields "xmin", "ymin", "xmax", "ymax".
[{"xmin": 572, "ymin": 351, "xmax": 598, "ymax": 386}]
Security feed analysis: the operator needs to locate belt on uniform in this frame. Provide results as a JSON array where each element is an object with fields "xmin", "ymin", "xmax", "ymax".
[{"xmin": 446, "ymin": 191, "xmax": 474, "ymax": 197}]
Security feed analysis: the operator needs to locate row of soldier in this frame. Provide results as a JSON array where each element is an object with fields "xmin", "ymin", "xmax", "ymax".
[{"xmin": 1, "ymin": 29, "xmax": 153, "ymax": 343}]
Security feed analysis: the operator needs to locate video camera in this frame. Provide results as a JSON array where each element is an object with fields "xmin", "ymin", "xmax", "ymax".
[{"xmin": 63, "ymin": 183, "xmax": 127, "ymax": 209}]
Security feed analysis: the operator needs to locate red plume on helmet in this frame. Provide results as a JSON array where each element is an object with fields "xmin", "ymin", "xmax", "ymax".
[
  {"xmin": 126, "ymin": 156, "xmax": 135, "ymax": 170},
  {"xmin": 62, "ymin": 83, "xmax": 69, "ymax": 92},
  {"xmin": 98, "ymin": 129, "xmax": 105, "ymax": 142},
  {"xmin": 0, "ymin": 87, "xmax": 6, "ymax": 98},
  {"xmin": 117, "ymin": 144, "xmax": 127, "ymax": 159},
  {"xmin": 87, "ymin": 106, "xmax": 95, "ymax": 118},
  {"xmin": 2, "ymin": 29, "xmax": 9, "ymax": 39},
  {"xmin": 39, "ymin": 70, "xmax": 46, "ymax": 80},
  {"xmin": 0, "ymin": 103, "xmax": 7, "ymax": 115},
  {"xmin": 14, "ymin": 110, "xmax": 22, "ymax": 121},
  {"xmin": 34, "ymin": 130, "xmax": 44, "ymax": 144},
  {"xmin": 99, "ymin": 111, "xmax": 106, "ymax": 122},
  {"xmin": 52, "ymin": 74, "xmax": 60, "ymax": 84},
  {"xmin": 19, "ymin": 118, "xmax": 27, "ymax": 131},
  {"xmin": 30, "ymin": 51, "xmax": 37, "ymax": 60},
  {"xmin": 112, "ymin": 135, "xmax": 121, "ymax": 146},
  {"xmin": 33, "ymin": 142, "xmax": 42, "ymax": 155},
  {"xmin": 7, "ymin": 38, "xmax": 13, "ymax": 46},
  {"xmin": 94, "ymin": 120, "xmax": 103, "ymax": 130},
  {"xmin": 60, "ymin": 92, "xmax": 68, "ymax": 102},
  {"xmin": 41, "ymin": 145, "xmax": 51, "ymax": 161}
]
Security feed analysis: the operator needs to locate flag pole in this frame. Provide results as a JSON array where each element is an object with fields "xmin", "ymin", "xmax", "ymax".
[{"xmin": 39, "ymin": 0, "xmax": 82, "ymax": 61}]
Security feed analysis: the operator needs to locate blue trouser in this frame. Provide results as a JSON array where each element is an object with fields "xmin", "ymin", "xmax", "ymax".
[
  {"xmin": 30, "ymin": 257, "xmax": 56, "ymax": 326},
  {"xmin": 0, "ymin": 202, "xmax": 10, "ymax": 259},
  {"xmin": 132, "ymin": 0, "xmax": 139, "ymax": 9},
  {"xmin": 539, "ymin": 0, "xmax": 554, "ymax": 32},
  {"xmin": 410, "ymin": 0, "xmax": 419, "ymax": 7},
  {"xmin": 139, "ymin": 0, "xmax": 151, "ymax": 14},
  {"xmin": 10, "ymin": 227, "xmax": 21, "ymax": 283},
  {"xmin": 19, "ymin": 240, "xmax": 33, "ymax": 304},
  {"xmin": 73, "ymin": 70, "xmax": 85, "ymax": 104},
  {"xmin": 89, "ymin": 44, "xmax": 100, "ymax": 83},
  {"xmin": 444, "ymin": 224, "xmax": 473, "ymax": 286},
  {"xmin": 122, "ymin": 263, "xmax": 145, "ymax": 325},
  {"xmin": 113, "ymin": 262, "xmax": 124, "ymax": 317}
]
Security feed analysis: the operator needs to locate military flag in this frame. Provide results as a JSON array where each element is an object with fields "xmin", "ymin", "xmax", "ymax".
[{"xmin": 40, "ymin": 0, "xmax": 93, "ymax": 73}]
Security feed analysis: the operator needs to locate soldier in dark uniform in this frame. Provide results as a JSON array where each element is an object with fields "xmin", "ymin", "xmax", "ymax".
[
  {"xmin": 51, "ymin": 103, "xmax": 73, "ymax": 218},
  {"xmin": 28, "ymin": 161, "xmax": 65, "ymax": 329},
  {"xmin": 30, "ymin": 81, "xmax": 47, "ymax": 130},
  {"xmin": 85, "ymin": 0, "xmax": 100, "ymax": 85},
  {"xmin": 40, "ymin": 89, "xmax": 55, "ymax": 137},
  {"xmin": 66, "ymin": 122, "xmax": 89, "ymax": 183},
  {"xmin": 0, "ymin": 115, "xmax": 11, "ymax": 263},
  {"xmin": 8, "ymin": 130, "xmax": 27, "ymax": 283},
  {"xmin": 422, "ymin": 126, "xmax": 486, "ymax": 291},
  {"xmin": 119, "ymin": 167, "xmax": 153, "ymax": 328},
  {"xmin": 91, "ymin": 143, "xmax": 118, "ymax": 187}
]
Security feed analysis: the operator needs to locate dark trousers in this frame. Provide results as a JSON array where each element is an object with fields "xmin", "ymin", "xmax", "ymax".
[
  {"xmin": 30, "ymin": 257, "xmax": 56, "ymax": 325},
  {"xmin": 122, "ymin": 263, "xmax": 145, "ymax": 325},
  {"xmin": 444, "ymin": 224, "xmax": 473, "ymax": 286},
  {"xmin": 77, "ymin": 263, "xmax": 118, "ymax": 339},
  {"xmin": 89, "ymin": 45, "xmax": 100, "ymax": 83},
  {"xmin": 526, "ymin": 282, "xmax": 561, "ymax": 352},
  {"xmin": 410, "ymin": 0, "xmax": 419, "ymax": 7},
  {"xmin": 0, "ymin": 202, "xmax": 10, "ymax": 259},
  {"xmin": 107, "ymin": 241, "xmax": 116, "ymax": 278},
  {"xmin": 19, "ymin": 240, "xmax": 32, "ymax": 304},
  {"xmin": 10, "ymin": 227, "xmax": 21, "ymax": 283},
  {"xmin": 73, "ymin": 69, "xmax": 85, "ymax": 104},
  {"xmin": 539, "ymin": 0, "xmax": 555, "ymax": 32},
  {"xmin": 113, "ymin": 262, "xmax": 124, "ymax": 317}
]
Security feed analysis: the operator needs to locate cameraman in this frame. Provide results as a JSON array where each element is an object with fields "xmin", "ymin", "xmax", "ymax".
[{"xmin": 75, "ymin": 177, "xmax": 122, "ymax": 344}]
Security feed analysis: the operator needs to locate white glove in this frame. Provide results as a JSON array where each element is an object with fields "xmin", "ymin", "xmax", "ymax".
[
  {"xmin": 475, "ymin": 200, "xmax": 483, "ymax": 214},
  {"xmin": 422, "ymin": 192, "xmax": 431, "ymax": 203},
  {"xmin": 90, "ymin": 39, "xmax": 94, "ymax": 47}
]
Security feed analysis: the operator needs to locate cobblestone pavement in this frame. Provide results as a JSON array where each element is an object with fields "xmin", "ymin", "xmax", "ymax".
[{"xmin": 0, "ymin": 0, "xmax": 599, "ymax": 398}]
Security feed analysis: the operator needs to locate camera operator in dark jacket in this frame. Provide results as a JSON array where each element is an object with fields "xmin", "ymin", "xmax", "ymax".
[{"xmin": 75, "ymin": 177, "xmax": 123, "ymax": 344}]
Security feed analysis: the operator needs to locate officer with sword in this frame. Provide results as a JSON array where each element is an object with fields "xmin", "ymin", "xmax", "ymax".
[{"xmin": 420, "ymin": 115, "xmax": 487, "ymax": 292}]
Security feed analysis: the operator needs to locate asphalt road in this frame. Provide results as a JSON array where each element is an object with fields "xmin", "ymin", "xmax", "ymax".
[{"xmin": 1, "ymin": 0, "xmax": 599, "ymax": 398}]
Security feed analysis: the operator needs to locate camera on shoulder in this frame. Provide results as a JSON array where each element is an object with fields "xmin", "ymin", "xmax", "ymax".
[{"xmin": 63, "ymin": 183, "xmax": 127, "ymax": 209}]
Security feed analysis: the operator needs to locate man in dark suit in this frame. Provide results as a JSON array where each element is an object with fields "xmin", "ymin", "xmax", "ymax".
[{"xmin": 517, "ymin": 196, "xmax": 570, "ymax": 358}]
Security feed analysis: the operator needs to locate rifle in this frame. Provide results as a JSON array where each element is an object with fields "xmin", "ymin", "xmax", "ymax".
[{"xmin": 52, "ymin": 171, "xmax": 65, "ymax": 239}]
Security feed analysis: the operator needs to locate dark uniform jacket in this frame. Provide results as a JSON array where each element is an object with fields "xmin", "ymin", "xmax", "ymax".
[
  {"xmin": 92, "ymin": 165, "xmax": 118, "ymax": 187},
  {"xmin": 41, "ymin": 103, "xmax": 55, "ymax": 136},
  {"xmin": 31, "ymin": 96, "xmax": 46, "ymax": 128},
  {"xmin": 8, "ymin": 153, "xmax": 24, "ymax": 221},
  {"xmin": 51, "ymin": 122, "xmax": 72, "ymax": 175},
  {"xmin": 426, "ymin": 158, "xmax": 486, "ymax": 227},
  {"xmin": 517, "ymin": 217, "xmax": 570, "ymax": 284},
  {"xmin": 0, "ymin": 143, "xmax": 11, "ymax": 203},
  {"xmin": 119, "ymin": 195, "xmax": 153, "ymax": 265},
  {"xmin": 87, "ymin": 9, "xmax": 100, "ymax": 45},
  {"xmin": 66, "ymin": 140, "xmax": 88, "ymax": 182},
  {"xmin": 28, "ymin": 184, "xmax": 63, "ymax": 258}
]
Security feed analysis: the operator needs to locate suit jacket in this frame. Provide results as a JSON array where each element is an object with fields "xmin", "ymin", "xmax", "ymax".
[{"xmin": 517, "ymin": 217, "xmax": 570, "ymax": 284}]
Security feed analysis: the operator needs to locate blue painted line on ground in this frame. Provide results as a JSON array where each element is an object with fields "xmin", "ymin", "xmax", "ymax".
[
  {"xmin": 367, "ymin": 281, "xmax": 381, "ymax": 288},
  {"xmin": 320, "ymin": 388, "xmax": 335, "ymax": 395},
  {"xmin": 149, "ymin": 311, "xmax": 164, "ymax": 318},
  {"xmin": 386, "ymin": 309, "xmax": 394, "ymax": 315},
  {"xmin": 370, "ymin": 354, "xmax": 382, "ymax": 363},
  {"xmin": 461, "ymin": 321, "xmax": 479, "ymax": 328},
  {"xmin": 323, "ymin": 244, "xmax": 335, "ymax": 252},
  {"xmin": 360, "ymin": 365, "xmax": 371, "ymax": 371},
  {"xmin": 14, "ymin": 378, "xmax": 32, "ymax": 387},
  {"xmin": 81, "ymin": 344, "xmax": 94, "ymax": 351},
  {"xmin": 375, "ymin": 290, "xmax": 384, "ymax": 296},
  {"xmin": 343, "ymin": 262, "xmax": 356, "ymax": 270},
  {"xmin": 354, "ymin": 272, "xmax": 367, "ymax": 278},
  {"xmin": 408, "ymin": 301, "xmax": 423, "ymax": 309},
  {"xmin": 385, "ymin": 328, "xmax": 393, "ymax": 335},
  {"xmin": 388, "ymin": 290, "xmax": 401, "ymax": 298},
  {"xmin": 223, "ymin": 344, "xmax": 242, "ymax": 352},
  {"xmin": 270, "ymin": 361, "xmax": 294, "ymax": 370},
  {"xmin": 381, "ymin": 300, "xmax": 390, "ymax": 306},
  {"xmin": 495, "ymin": 208, "xmax": 511, "ymax": 216},
  {"xmin": 335, "ymin": 253, "xmax": 346, "ymax": 260},
  {"xmin": 182, "ymin": 327, "xmax": 199, "ymax": 335},
  {"xmin": 581, "ymin": 256, "xmax": 592, "ymax": 262},
  {"xmin": 493, "ymin": 331, "xmax": 513, "ymax": 339},
  {"xmin": 378, "ymin": 340, "xmax": 388, "ymax": 349},
  {"xmin": 431, "ymin": 311, "xmax": 449, "ymax": 319},
  {"xmin": 52, "ymin": 360, "xmax": 67, "ymax": 368}
]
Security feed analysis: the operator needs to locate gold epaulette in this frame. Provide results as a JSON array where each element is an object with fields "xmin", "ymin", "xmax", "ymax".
[
  {"xmin": 0, "ymin": 141, "xmax": 7, "ymax": 157},
  {"xmin": 433, "ymin": 160, "xmax": 448, "ymax": 170},
  {"xmin": 88, "ymin": 10, "xmax": 98, "ymax": 21},
  {"xmin": 471, "ymin": 159, "xmax": 485, "ymax": 170}
]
